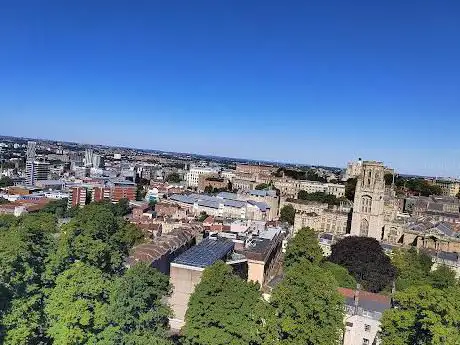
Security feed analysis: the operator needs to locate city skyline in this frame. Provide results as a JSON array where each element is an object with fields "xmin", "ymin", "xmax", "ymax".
[{"xmin": 1, "ymin": 1, "xmax": 460, "ymax": 176}]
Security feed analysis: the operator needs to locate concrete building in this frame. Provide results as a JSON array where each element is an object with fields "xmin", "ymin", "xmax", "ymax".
[
  {"xmin": 69, "ymin": 186, "xmax": 87, "ymax": 208},
  {"xmin": 239, "ymin": 227, "xmax": 283, "ymax": 286},
  {"xmin": 84, "ymin": 148, "xmax": 94, "ymax": 167},
  {"xmin": 197, "ymin": 175, "xmax": 229, "ymax": 192},
  {"xmin": 235, "ymin": 164, "xmax": 276, "ymax": 175},
  {"xmin": 185, "ymin": 166, "xmax": 219, "ymax": 188},
  {"xmin": 273, "ymin": 179, "xmax": 345, "ymax": 199},
  {"xmin": 232, "ymin": 177, "xmax": 257, "ymax": 191},
  {"xmin": 25, "ymin": 161, "xmax": 50, "ymax": 185},
  {"xmin": 238, "ymin": 189, "xmax": 280, "ymax": 220},
  {"xmin": 340, "ymin": 287, "xmax": 391, "ymax": 345},
  {"xmin": 433, "ymin": 179, "xmax": 460, "ymax": 197},
  {"xmin": 350, "ymin": 161, "xmax": 386, "ymax": 240},
  {"xmin": 169, "ymin": 238, "xmax": 235, "ymax": 329},
  {"xmin": 169, "ymin": 193, "xmax": 272, "ymax": 221},
  {"xmin": 35, "ymin": 179, "xmax": 65, "ymax": 190}
]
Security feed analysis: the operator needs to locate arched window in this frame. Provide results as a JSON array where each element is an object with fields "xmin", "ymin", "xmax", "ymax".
[
  {"xmin": 361, "ymin": 195, "xmax": 372, "ymax": 213},
  {"xmin": 360, "ymin": 219, "xmax": 369, "ymax": 237}
]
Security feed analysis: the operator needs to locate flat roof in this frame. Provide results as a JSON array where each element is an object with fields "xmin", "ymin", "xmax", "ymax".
[{"xmin": 172, "ymin": 237, "xmax": 234, "ymax": 268}]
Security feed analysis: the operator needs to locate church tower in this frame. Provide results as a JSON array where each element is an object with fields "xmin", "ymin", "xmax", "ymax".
[{"xmin": 350, "ymin": 161, "xmax": 385, "ymax": 240}]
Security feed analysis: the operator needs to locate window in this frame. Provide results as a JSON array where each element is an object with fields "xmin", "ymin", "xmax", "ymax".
[
  {"xmin": 361, "ymin": 195, "xmax": 372, "ymax": 213},
  {"xmin": 364, "ymin": 324, "xmax": 371, "ymax": 332},
  {"xmin": 360, "ymin": 219, "xmax": 369, "ymax": 237},
  {"xmin": 362, "ymin": 339, "xmax": 369, "ymax": 345}
]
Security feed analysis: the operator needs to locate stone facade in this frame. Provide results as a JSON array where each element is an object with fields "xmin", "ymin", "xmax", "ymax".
[{"xmin": 350, "ymin": 161, "xmax": 386, "ymax": 240}]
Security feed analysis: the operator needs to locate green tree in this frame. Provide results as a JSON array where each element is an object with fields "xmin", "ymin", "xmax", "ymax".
[
  {"xmin": 279, "ymin": 204, "xmax": 295, "ymax": 225},
  {"xmin": 45, "ymin": 262, "xmax": 111, "ymax": 344},
  {"xmin": 270, "ymin": 260, "xmax": 344, "ymax": 345},
  {"xmin": 320, "ymin": 261, "xmax": 357, "ymax": 289},
  {"xmin": 345, "ymin": 178, "xmax": 357, "ymax": 201},
  {"xmin": 255, "ymin": 183, "xmax": 269, "ymax": 190},
  {"xmin": 429, "ymin": 265, "xmax": 458, "ymax": 289},
  {"xmin": 165, "ymin": 173, "xmax": 181, "ymax": 183},
  {"xmin": 0, "ymin": 176, "xmax": 13, "ymax": 188},
  {"xmin": 0, "ymin": 221, "xmax": 53, "ymax": 344},
  {"xmin": 136, "ymin": 184, "xmax": 146, "ymax": 201},
  {"xmin": 384, "ymin": 173, "xmax": 394, "ymax": 186},
  {"xmin": 183, "ymin": 261, "xmax": 264, "ymax": 345},
  {"xmin": 39, "ymin": 198, "xmax": 69, "ymax": 218},
  {"xmin": 204, "ymin": 185, "xmax": 213, "ymax": 194},
  {"xmin": 329, "ymin": 236, "xmax": 396, "ymax": 292},
  {"xmin": 107, "ymin": 263, "xmax": 172, "ymax": 342},
  {"xmin": 46, "ymin": 202, "xmax": 143, "ymax": 278},
  {"xmin": 380, "ymin": 285, "xmax": 460, "ymax": 345},
  {"xmin": 196, "ymin": 211, "xmax": 208, "ymax": 222},
  {"xmin": 284, "ymin": 227, "xmax": 323, "ymax": 268},
  {"xmin": 392, "ymin": 248, "xmax": 433, "ymax": 291},
  {"xmin": 297, "ymin": 191, "xmax": 340, "ymax": 206}
]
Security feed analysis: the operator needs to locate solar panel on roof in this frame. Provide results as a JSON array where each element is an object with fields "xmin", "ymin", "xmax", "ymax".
[{"xmin": 173, "ymin": 238, "xmax": 234, "ymax": 268}]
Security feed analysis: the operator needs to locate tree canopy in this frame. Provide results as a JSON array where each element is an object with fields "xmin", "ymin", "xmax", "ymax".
[
  {"xmin": 183, "ymin": 261, "xmax": 264, "ymax": 345},
  {"xmin": 279, "ymin": 204, "xmax": 295, "ymax": 225},
  {"xmin": 269, "ymin": 260, "xmax": 344, "ymax": 345},
  {"xmin": 0, "ymin": 176, "xmax": 13, "ymax": 188},
  {"xmin": 165, "ymin": 172, "xmax": 181, "ymax": 183},
  {"xmin": 344, "ymin": 178, "xmax": 357, "ymax": 201},
  {"xmin": 329, "ymin": 236, "xmax": 396, "ymax": 292},
  {"xmin": 297, "ymin": 191, "xmax": 342, "ymax": 206},
  {"xmin": 284, "ymin": 227, "xmax": 323, "ymax": 268},
  {"xmin": 0, "ymin": 201, "xmax": 173, "ymax": 345},
  {"xmin": 320, "ymin": 261, "xmax": 358, "ymax": 289},
  {"xmin": 392, "ymin": 248, "xmax": 458, "ymax": 291},
  {"xmin": 380, "ymin": 285, "xmax": 460, "ymax": 345}
]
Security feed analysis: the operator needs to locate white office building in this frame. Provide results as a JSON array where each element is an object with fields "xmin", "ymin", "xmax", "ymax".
[{"xmin": 185, "ymin": 167, "xmax": 219, "ymax": 188}]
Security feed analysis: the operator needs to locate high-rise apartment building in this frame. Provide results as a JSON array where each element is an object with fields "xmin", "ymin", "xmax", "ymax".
[
  {"xmin": 84, "ymin": 148, "xmax": 94, "ymax": 167},
  {"xmin": 350, "ymin": 161, "xmax": 385, "ymax": 240}
]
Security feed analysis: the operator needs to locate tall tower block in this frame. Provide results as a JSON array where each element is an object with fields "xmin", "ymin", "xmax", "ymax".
[{"xmin": 350, "ymin": 161, "xmax": 385, "ymax": 240}]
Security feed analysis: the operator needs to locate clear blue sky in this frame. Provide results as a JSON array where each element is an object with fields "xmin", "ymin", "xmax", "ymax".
[{"xmin": 1, "ymin": 1, "xmax": 459, "ymax": 176}]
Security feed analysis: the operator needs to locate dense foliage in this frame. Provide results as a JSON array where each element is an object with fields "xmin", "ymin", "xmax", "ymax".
[
  {"xmin": 183, "ymin": 261, "xmax": 264, "ymax": 345},
  {"xmin": 279, "ymin": 204, "xmax": 295, "ymax": 225},
  {"xmin": 380, "ymin": 285, "xmax": 460, "ymax": 345},
  {"xmin": 329, "ymin": 236, "xmax": 396, "ymax": 292},
  {"xmin": 0, "ymin": 176, "xmax": 13, "ymax": 188},
  {"xmin": 0, "ymin": 201, "xmax": 172, "ymax": 345},
  {"xmin": 297, "ymin": 191, "xmax": 342, "ymax": 205},
  {"xmin": 166, "ymin": 172, "xmax": 181, "ymax": 183},
  {"xmin": 255, "ymin": 183, "xmax": 270, "ymax": 190},
  {"xmin": 273, "ymin": 168, "xmax": 327, "ymax": 182},
  {"xmin": 344, "ymin": 178, "xmax": 357, "ymax": 201},
  {"xmin": 391, "ymin": 248, "xmax": 458, "ymax": 291},
  {"xmin": 394, "ymin": 177, "xmax": 442, "ymax": 196},
  {"xmin": 269, "ymin": 260, "xmax": 344, "ymax": 345},
  {"xmin": 320, "ymin": 261, "xmax": 358, "ymax": 289},
  {"xmin": 284, "ymin": 227, "xmax": 323, "ymax": 268}
]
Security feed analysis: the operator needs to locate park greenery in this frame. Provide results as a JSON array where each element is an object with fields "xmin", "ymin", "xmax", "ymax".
[
  {"xmin": 0, "ymin": 200, "xmax": 174, "ymax": 345},
  {"xmin": 279, "ymin": 204, "xmax": 295, "ymax": 225},
  {"xmin": 297, "ymin": 190, "xmax": 343, "ymax": 206}
]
